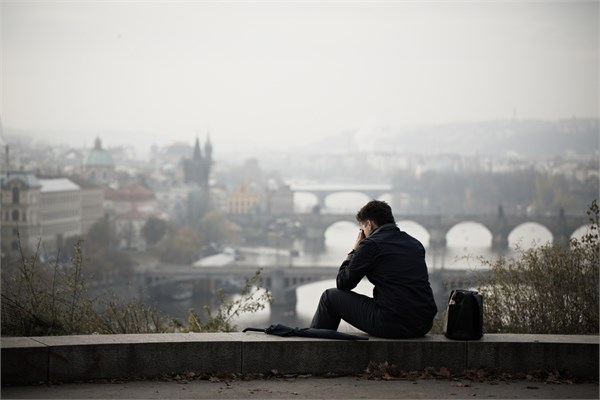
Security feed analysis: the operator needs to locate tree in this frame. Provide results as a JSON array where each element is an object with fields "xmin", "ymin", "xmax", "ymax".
[
  {"xmin": 156, "ymin": 225, "xmax": 203, "ymax": 264},
  {"xmin": 141, "ymin": 217, "xmax": 170, "ymax": 247},
  {"xmin": 86, "ymin": 217, "xmax": 116, "ymax": 253},
  {"xmin": 84, "ymin": 249, "xmax": 134, "ymax": 283},
  {"xmin": 83, "ymin": 217, "xmax": 134, "ymax": 284},
  {"xmin": 199, "ymin": 210, "xmax": 240, "ymax": 246}
]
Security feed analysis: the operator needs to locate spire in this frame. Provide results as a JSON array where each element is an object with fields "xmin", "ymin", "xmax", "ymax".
[
  {"xmin": 94, "ymin": 137, "xmax": 102, "ymax": 150},
  {"xmin": 205, "ymin": 133, "xmax": 213, "ymax": 161},
  {"xmin": 193, "ymin": 137, "xmax": 202, "ymax": 160}
]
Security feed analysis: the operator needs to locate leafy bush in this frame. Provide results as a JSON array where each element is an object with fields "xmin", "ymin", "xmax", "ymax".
[{"xmin": 476, "ymin": 201, "xmax": 599, "ymax": 334}]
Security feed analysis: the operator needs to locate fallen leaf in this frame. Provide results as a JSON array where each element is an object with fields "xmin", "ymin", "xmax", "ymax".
[{"xmin": 451, "ymin": 382, "xmax": 471, "ymax": 387}]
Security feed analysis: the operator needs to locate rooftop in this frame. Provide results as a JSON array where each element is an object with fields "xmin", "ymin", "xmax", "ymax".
[
  {"xmin": 0, "ymin": 171, "xmax": 41, "ymax": 188},
  {"xmin": 84, "ymin": 137, "xmax": 114, "ymax": 167},
  {"xmin": 39, "ymin": 178, "xmax": 80, "ymax": 193}
]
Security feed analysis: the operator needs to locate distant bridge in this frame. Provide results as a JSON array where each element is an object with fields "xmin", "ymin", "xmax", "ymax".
[
  {"xmin": 229, "ymin": 210, "xmax": 589, "ymax": 252},
  {"xmin": 138, "ymin": 264, "xmax": 486, "ymax": 310},
  {"xmin": 289, "ymin": 183, "xmax": 392, "ymax": 210}
]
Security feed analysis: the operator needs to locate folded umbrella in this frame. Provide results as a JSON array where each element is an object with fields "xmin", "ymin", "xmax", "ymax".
[{"xmin": 243, "ymin": 323, "xmax": 369, "ymax": 340}]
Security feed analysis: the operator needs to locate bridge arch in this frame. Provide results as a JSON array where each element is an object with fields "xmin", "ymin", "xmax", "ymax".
[
  {"xmin": 571, "ymin": 224, "xmax": 591, "ymax": 241},
  {"xmin": 289, "ymin": 184, "xmax": 393, "ymax": 214},
  {"xmin": 293, "ymin": 192, "xmax": 319, "ymax": 213},
  {"xmin": 508, "ymin": 222, "xmax": 553, "ymax": 249},
  {"xmin": 323, "ymin": 219, "xmax": 360, "ymax": 228},
  {"xmin": 322, "ymin": 216, "xmax": 360, "ymax": 227},
  {"xmin": 323, "ymin": 220, "xmax": 360, "ymax": 252},
  {"xmin": 397, "ymin": 220, "xmax": 430, "ymax": 247},
  {"xmin": 323, "ymin": 191, "xmax": 371, "ymax": 214},
  {"xmin": 446, "ymin": 221, "xmax": 494, "ymax": 249},
  {"xmin": 377, "ymin": 193, "xmax": 394, "ymax": 204}
]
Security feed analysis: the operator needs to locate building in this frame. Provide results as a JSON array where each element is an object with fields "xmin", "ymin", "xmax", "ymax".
[
  {"xmin": 0, "ymin": 171, "xmax": 42, "ymax": 254},
  {"xmin": 228, "ymin": 184, "xmax": 260, "ymax": 214},
  {"xmin": 82, "ymin": 137, "xmax": 116, "ymax": 187},
  {"xmin": 38, "ymin": 178, "xmax": 82, "ymax": 256},
  {"xmin": 210, "ymin": 184, "xmax": 229, "ymax": 214},
  {"xmin": 153, "ymin": 183, "xmax": 193, "ymax": 224},
  {"xmin": 104, "ymin": 183, "xmax": 157, "ymax": 215},
  {"xmin": 116, "ymin": 207, "xmax": 148, "ymax": 251},
  {"xmin": 266, "ymin": 182, "xmax": 294, "ymax": 215},
  {"xmin": 1, "ymin": 172, "xmax": 106, "ymax": 257},
  {"xmin": 104, "ymin": 183, "xmax": 160, "ymax": 250},
  {"xmin": 69, "ymin": 176, "xmax": 105, "ymax": 234}
]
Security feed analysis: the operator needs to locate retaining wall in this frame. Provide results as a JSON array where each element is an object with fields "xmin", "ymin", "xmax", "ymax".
[{"xmin": 1, "ymin": 333, "xmax": 598, "ymax": 385}]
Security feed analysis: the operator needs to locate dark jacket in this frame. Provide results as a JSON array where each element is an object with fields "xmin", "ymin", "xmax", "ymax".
[{"xmin": 337, "ymin": 223, "xmax": 437, "ymax": 325}]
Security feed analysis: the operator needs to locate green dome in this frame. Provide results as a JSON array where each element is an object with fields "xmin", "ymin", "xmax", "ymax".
[{"xmin": 85, "ymin": 137, "xmax": 114, "ymax": 167}]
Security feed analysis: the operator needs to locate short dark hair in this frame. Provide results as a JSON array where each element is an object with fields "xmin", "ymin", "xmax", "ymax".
[{"xmin": 355, "ymin": 200, "xmax": 395, "ymax": 226}]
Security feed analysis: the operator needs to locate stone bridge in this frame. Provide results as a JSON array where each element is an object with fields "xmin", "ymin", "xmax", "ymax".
[
  {"xmin": 139, "ymin": 264, "xmax": 486, "ymax": 311},
  {"xmin": 229, "ymin": 209, "xmax": 589, "ymax": 252},
  {"xmin": 289, "ymin": 183, "xmax": 392, "ymax": 210}
]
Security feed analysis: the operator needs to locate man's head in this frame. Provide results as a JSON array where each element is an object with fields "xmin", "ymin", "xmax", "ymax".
[{"xmin": 355, "ymin": 200, "xmax": 395, "ymax": 237}]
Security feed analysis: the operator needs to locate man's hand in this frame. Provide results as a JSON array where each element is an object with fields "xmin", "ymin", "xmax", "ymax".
[{"xmin": 353, "ymin": 229, "xmax": 366, "ymax": 250}]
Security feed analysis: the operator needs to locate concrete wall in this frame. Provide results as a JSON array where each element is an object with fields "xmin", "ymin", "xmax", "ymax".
[{"xmin": 2, "ymin": 333, "xmax": 597, "ymax": 385}]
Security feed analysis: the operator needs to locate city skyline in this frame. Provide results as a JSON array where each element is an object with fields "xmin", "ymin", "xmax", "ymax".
[{"xmin": 2, "ymin": 1, "xmax": 598, "ymax": 157}]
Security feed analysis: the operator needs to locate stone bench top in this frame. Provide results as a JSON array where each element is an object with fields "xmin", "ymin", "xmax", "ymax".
[{"xmin": 2, "ymin": 332, "xmax": 598, "ymax": 347}]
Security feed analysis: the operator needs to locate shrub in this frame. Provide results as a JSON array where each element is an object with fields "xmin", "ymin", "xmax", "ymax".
[
  {"xmin": 1, "ymin": 237, "xmax": 271, "ymax": 336},
  {"xmin": 476, "ymin": 200, "xmax": 599, "ymax": 334},
  {"xmin": 187, "ymin": 269, "xmax": 272, "ymax": 332},
  {"xmin": 1, "ymin": 239, "xmax": 102, "ymax": 336}
]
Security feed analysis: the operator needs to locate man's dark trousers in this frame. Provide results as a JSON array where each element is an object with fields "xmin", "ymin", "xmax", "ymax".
[{"xmin": 310, "ymin": 288, "xmax": 432, "ymax": 339}]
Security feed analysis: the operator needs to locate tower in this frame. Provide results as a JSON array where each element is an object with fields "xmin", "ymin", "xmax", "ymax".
[
  {"xmin": 183, "ymin": 135, "xmax": 214, "ymax": 222},
  {"xmin": 183, "ymin": 136, "xmax": 212, "ymax": 188},
  {"xmin": 82, "ymin": 137, "xmax": 115, "ymax": 186}
]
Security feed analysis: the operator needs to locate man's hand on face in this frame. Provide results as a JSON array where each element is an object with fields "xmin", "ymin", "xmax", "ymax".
[{"xmin": 353, "ymin": 228, "xmax": 366, "ymax": 250}]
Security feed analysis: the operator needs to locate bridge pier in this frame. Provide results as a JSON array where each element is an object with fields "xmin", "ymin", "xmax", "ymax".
[
  {"xmin": 551, "ymin": 208, "xmax": 573, "ymax": 249},
  {"xmin": 491, "ymin": 206, "xmax": 510, "ymax": 252},
  {"xmin": 314, "ymin": 193, "xmax": 328, "ymax": 212},
  {"xmin": 492, "ymin": 233, "xmax": 509, "ymax": 252},
  {"xmin": 269, "ymin": 270, "xmax": 298, "ymax": 314},
  {"xmin": 304, "ymin": 227, "xmax": 326, "ymax": 253},
  {"xmin": 428, "ymin": 228, "xmax": 447, "ymax": 249}
]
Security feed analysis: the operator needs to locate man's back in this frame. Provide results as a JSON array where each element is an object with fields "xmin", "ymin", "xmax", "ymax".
[
  {"xmin": 312, "ymin": 200, "xmax": 438, "ymax": 338},
  {"xmin": 355, "ymin": 224, "xmax": 437, "ymax": 323}
]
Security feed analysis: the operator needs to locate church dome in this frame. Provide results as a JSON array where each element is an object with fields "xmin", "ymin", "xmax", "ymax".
[{"xmin": 85, "ymin": 137, "xmax": 114, "ymax": 167}]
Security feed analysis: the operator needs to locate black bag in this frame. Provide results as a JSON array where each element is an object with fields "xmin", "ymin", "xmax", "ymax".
[{"xmin": 443, "ymin": 289, "xmax": 483, "ymax": 340}]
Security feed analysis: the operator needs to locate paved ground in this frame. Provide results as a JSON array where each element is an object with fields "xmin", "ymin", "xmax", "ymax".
[{"xmin": 2, "ymin": 376, "xmax": 598, "ymax": 399}]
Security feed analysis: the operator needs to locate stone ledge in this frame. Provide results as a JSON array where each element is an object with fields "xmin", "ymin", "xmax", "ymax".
[{"xmin": 1, "ymin": 333, "xmax": 597, "ymax": 385}]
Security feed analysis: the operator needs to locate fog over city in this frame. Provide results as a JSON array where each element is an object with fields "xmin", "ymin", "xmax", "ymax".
[
  {"xmin": 1, "ymin": 1, "xmax": 598, "ymax": 329},
  {"xmin": 2, "ymin": 0, "xmax": 598, "ymax": 157}
]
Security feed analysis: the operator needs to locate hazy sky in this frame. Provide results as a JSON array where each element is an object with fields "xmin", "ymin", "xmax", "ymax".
[{"xmin": 2, "ymin": 0, "xmax": 598, "ymax": 156}]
